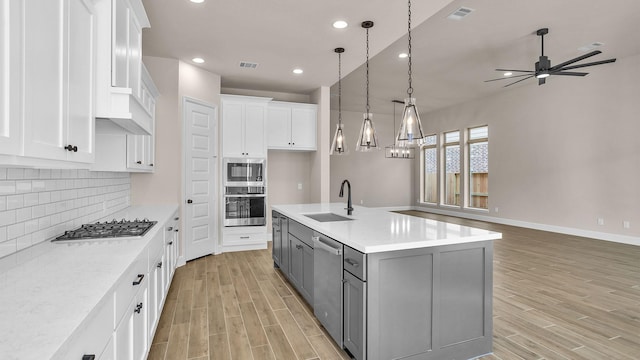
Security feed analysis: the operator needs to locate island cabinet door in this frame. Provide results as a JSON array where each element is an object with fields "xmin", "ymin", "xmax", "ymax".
[
  {"xmin": 343, "ymin": 270, "xmax": 366, "ymax": 360},
  {"xmin": 288, "ymin": 236, "xmax": 304, "ymax": 289}
]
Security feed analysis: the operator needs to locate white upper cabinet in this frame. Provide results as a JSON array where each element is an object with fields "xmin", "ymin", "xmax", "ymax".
[
  {"xmin": 95, "ymin": 0, "xmax": 154, "ymax": 135},
  {"xmin": 221, "ymin": 95, "xmax": 271, "ymax": 158},
  {"xmin": 93, "ymin": 63, "xmax": 157, "ymax": 173},
  {"xmin": 21, "ymin": 0, "xmax": 95, "ymax": 164},
  {"xmin": 267, "ymin": 101, "xmax": 317, "ymax": 151},
  {"xmin": 0, "ymin": 0, "xmax": 21, "ymax": 155}
]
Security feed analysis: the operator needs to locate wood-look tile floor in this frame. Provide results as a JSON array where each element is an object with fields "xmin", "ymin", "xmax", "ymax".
[{"xmin": 150, "ymin": 212, "xmax": 640, "ymax": 360}]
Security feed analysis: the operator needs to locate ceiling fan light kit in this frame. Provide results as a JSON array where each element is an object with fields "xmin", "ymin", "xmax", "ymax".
[{"xmin": 485, "ymin": 27, "xmax": 617, "ymax": 87}]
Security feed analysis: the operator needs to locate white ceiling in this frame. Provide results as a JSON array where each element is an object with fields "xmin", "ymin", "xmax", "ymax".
[{"xmin": 142, "ymin": 0, "xmax": 640, "ymax": 115}]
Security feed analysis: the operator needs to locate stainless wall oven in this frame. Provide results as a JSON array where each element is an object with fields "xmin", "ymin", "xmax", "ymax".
[
  {"xmin": 224, "ymin": 158, "xmax": 265, "ymax": 187},
  {"xmin": 224, "ymin": 185, "xmax": 266, "ymax": 226}
]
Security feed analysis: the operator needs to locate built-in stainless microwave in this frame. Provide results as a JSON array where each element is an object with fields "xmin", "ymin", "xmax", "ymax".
[{"xmin": 223, "ymin": 158, "xmax": 265, "ymax": 187}]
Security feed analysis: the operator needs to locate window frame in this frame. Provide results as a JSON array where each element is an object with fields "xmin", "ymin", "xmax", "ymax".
[
  {"xmin": 420, "ymin": 134, "xmax": 438, "ymax": 204},
  {"xmin": 441, "ymin": 130, "xmax": 461, "ymax": 207},
  {"xmin": 466, "ymin": 125, "xmax": 489, "ymax": 211}
]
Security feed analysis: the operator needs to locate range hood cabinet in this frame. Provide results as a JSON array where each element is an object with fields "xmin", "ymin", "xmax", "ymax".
[{"xmin": 94, "ymin": 0, "xmax": 156, "ymax": 135}]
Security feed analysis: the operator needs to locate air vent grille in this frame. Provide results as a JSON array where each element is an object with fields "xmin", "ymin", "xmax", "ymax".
[
  {"xmin": 447, "ymin": 7, "xmax": 474, "ymax": 20},
  {"xmin": 239, "ymin": 61, "xmax": 258, "ymax": 69}
]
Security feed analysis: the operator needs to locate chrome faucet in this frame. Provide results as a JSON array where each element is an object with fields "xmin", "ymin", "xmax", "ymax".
[{"xmin": 339, "ymin": 179, "xmax": 354, "ymax": 215}]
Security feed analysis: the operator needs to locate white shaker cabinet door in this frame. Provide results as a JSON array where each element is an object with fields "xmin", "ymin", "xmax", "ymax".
[
  {"xmin": 290, "ymin": 106, "xmax": 317, "ymax": 150},
  {"xmin": 243, "ymin": 103, "xmax": 266, "ymax": 157},
  {"xmin": 66, "ymin": 0, "xmax": 95, "ymax": 163},
  {"xmin": 266, "ymin": 105, "xmax": 291, "ymax": 148},
  {"xmin": 22, "ymin": 0, "xmax": 66, "ymax": 161},
  {"xmin": 0, "ymin": 0, "xmax": 21, "ymax": 155},
  {"xmin": 222, "ymin": 101, "xmax": 244, "ymax": 157},
  {"xmin": 23, "ymin": 0, "xmax": 95, "ymax": 163}
]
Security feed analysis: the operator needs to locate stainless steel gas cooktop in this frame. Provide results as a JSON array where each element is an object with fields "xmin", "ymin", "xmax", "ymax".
[{"xmin": 52, "ymin": 219, "xmax": 157, "ymax": 242}]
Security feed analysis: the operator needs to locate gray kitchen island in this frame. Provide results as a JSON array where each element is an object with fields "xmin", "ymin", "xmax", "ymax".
[{"xmin": 271, "ymin": 203, "xmax": 502, "ymax": 360}]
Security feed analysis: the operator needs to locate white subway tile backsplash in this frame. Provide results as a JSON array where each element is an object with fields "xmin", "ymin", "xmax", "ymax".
[
  {"xmin": 6, "ymin": 195, "xmax": 23, "ymax": 210},
  {"xmin": 16, "ymin": 208, "xmax": 31, "ymax": 223},
  {"xmin": 0, "ymin": 167, "xmax": 131, "ymax": 260},
  {"xmin": 7, "ymin": 223, "xmax": 25, "ymax": 239},
  {"xmin": 24, "ymin": 193, "xmax": 38, "ymax": 207},
  {"xmin": 0, "ymin": 181, "xmax": 16, "ymax": 195},
  {"xmin": 7, "ymin": 168, "xmax": 24, "ymax": 180}
]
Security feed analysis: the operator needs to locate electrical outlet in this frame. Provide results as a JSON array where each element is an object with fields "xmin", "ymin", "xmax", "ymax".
[
  {"xmin": 494, "ymin": 207, "xmax": 499, "ymax": 213},
  {"xmin": 360, "ymin": 200, "xmax": 364, "ymax": 205},
  {"xmin": 297, "ymin": 183, "xmax": 302, "ymax": 190},
  {"xmin": 623, "ymin": 221, "xmax": 630, "ymax": 229},
  {"xmin": 597, "ymin": 218, "xmax": 605, "ymax": 226}
]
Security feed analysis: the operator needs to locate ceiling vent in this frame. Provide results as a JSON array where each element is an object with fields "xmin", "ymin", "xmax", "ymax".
[
  {"xmin": 578, "ymin": 42, "xmax": 604, "ymax": 52},
  {"xmin": 447, "ymin": 7, "xmax": 474, "ymax": 20},
  {"xmin": 239, "ymin": 61, "xmax": 258, "ymax": 69}
]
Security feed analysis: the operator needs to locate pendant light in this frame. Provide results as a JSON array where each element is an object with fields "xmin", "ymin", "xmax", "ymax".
[
  {"xmin": 396, "ymin": 0, "xmax": 426, "ymax": 148},
  {"xmin": 385, "ymin": 100, "xmax": 415, "ymax": 159},
  {"xmin": 355, "ymin": 21, "xmax": 380, "ymax": 152},
  {"xmin": 330, "ymin": 47, "xmax": 348, "ymax": 155}
]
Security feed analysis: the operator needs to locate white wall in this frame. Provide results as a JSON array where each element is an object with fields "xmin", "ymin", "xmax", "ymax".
[
  {"xmin": 329, "ymin": 108, "xmax": 415, "ymax": 208},
  {"xmin": 416, "ymin": 53, "xmax": 640, "ymax": 241},
  {"xmin": 310, "ymin": 86, "xmax": 331, "ymax": 203}
]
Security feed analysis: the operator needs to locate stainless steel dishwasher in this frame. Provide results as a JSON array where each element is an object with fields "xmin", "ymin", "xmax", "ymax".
[{"xmin": 313, "ymin": 232, "xmax": 344, "ymax": 346}]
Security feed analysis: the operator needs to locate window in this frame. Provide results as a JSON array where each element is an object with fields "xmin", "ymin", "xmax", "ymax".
[
  {"xmin": 422, "ymin": 135, "xmax": 437, "ymax": 203},
  {"xmin": 443, "ymin": 131, "xmax": 460, "ymax": 206},
  {"xmin": 468, "ymin": 126, "xmax": 488, "ymax": 209}
]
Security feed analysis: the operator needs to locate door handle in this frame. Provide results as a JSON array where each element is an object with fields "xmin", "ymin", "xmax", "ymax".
[
  {"xmin": 314, "ymin": 237, "xmax": 342, "ymax": 255},
  {"xmin": 295, "ymin": 244, "xmax": 303, "ymax": 250},
  {"xmin": 187, "ymin": 199, "xmax": 193, "ymax": 204}
]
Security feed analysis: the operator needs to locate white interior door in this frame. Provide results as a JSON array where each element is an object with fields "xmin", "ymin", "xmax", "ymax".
[{"xmin": 184, "ymin": 98, "xmax": 218, "ymax": 261}]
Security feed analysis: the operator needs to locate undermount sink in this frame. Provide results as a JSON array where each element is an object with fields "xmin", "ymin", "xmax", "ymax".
[{"xmin": 304, "ymin": 213, "xmax": 353, "ymax": 222}]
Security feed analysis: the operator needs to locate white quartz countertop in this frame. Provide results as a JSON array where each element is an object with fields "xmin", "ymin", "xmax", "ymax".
[
  {"xmin": 0, "ymin": 204, "xmax": 178, "ymax": 360},
  {"xmin": 271, "ymin": 203, "xmax": 501, "ymax": 253}
]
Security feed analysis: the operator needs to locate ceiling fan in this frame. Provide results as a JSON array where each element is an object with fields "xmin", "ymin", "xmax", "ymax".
[{"xmin": 485, "ymin": 28, "xmax": 617, "ymax": 87}]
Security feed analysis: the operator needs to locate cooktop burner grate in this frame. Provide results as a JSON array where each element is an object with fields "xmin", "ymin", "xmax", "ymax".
[{"xmin": 53, "ymin": 219, "xmax": 157, "ymax": 242}]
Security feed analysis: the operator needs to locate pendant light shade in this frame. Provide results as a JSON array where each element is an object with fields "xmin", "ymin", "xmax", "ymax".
[
  {"xmin": 386, "ymin": 100, "xmax": 415, "ymax": 159},
  {"xmin": 396, "ymin": 0, "xmax": 426, "ymax": 148},
  {"xmin": 330, "ymin": 47, "xmax": 348, "ymax": 155},
  {"xmin": 396, "ymin": 97, "xmax": 425, "ymax": 147},
  {"xmin": 356, "ymin": 21, "xmax": 380, "ymax": 152},
  {"xmin": 356, "ymin": 113, "xmax": 379, "ymax": 150}
]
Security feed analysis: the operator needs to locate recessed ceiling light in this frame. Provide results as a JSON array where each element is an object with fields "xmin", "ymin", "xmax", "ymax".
[
  {"xmin": 398, "ymin": 53, "xmax": 408, "ymax": 59},
  {"xmin": 333, "ymin": 20, "xmax": 348, "ymax": 29},
  {"xmin": 292, "ymin": 68, "xmax": 303, "ymax": 75},
  {"xmin": 503, "ymin": 72, "xmax": 513, "ymax": 76},
  {"xmin": 192, "ymin": 57, "xmax": 204, "ymax": 64},
  {"xmin": 190, "ymin": 0, "xmax": 204, "ymax": 3}
]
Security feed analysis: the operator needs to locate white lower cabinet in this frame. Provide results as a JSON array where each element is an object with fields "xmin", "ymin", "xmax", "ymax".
[
  {"xmin": 115, "ymin": 280, "xmax": 148, "ymax": 360},
  {"xmin": 54, "ymin": 213, "xmax": 178, "ymax": 360},
  {"xmin": 222, "ymin": 225, "xmax": 267, "ymax": 252}
]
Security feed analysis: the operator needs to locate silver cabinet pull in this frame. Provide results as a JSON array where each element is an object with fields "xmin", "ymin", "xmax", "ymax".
[{"xmin": 345, "ymin": 258, "xmax": 359, "ymax": 267}]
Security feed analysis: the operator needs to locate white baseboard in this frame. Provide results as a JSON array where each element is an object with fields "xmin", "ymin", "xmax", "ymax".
[{"xmin": 410, "ymin": 205, "xmax": 640, "ymax": 247}]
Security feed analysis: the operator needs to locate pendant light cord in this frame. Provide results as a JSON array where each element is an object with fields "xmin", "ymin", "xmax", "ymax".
[
  {"xmin": 407, "ymin": 0, "xmax": 413, "ymax": 96},
  {"xmin": 338, "ymin": 51, "xmax": 343, "ymax": 126},
  {"xmin": 365, "ymin": 27, "xmax": 370, "ymax": 114}
]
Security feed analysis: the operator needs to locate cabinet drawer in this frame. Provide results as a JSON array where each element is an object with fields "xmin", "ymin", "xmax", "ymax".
[
  {"xmin": 147, "ymin": 233, "xmax": 163, "ymax": 272},
  {"xmin": 288, "ymin": 220, "xmax": 313, "ymax": 247},
  {"xmin": 344, "ymin": 246, "xmax": 366, "ymax": 281},
  {"xmin": 55, "ymin": 295, "xmax": 114, "ymax": 360},
  {"xmin": 225, "ymin": 232, "xmax": 266, "ymax": 245},
  {"xmin": 114, "ymin": 250, "xmax": 148, "ymax": 327}
]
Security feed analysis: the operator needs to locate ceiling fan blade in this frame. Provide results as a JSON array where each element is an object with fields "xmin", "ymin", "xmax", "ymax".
[
  {"xmin": 558, "ymin": 58, "xmax": 617, "ymax": 71},
  {"xmin": 495, "ymin": 68, "xmax": 534, "ymax": 73},
  {"xmin": 504, "ymin": 75, "xmax": 534, "ymax": 87},
  {"xmin": 484, "ymin": 73, "xmax": 533, "ymax": 82},
  {"xmin": 549, "ymin": 50, "xmax": 602, "ymax": 71},
  {"xmin": 551, "ymin": 71, "xmax": 589, "ymax": 76},
  {"xmin": 538, "ymin": 77, "xmax": 546, "ymax": 86}
]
